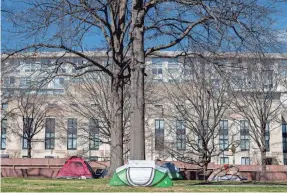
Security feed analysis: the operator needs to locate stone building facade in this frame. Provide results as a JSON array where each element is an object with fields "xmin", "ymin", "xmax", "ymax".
[{"xmin": 1, "ymin": 52, "xmax": 287, "ymax": 166}]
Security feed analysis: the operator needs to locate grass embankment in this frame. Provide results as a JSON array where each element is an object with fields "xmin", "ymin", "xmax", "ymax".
[{"xmin": 1, "ymin": 178, "xmax": 287, "ymax": 192}]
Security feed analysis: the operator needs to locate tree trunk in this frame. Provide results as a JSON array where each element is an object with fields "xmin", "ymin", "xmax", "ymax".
[
  {"xmin": 203, "ymin": 163, "xmax": 208, "ymax": 182},
  {"xmin": 261, "ymin": 149, "xmax": 267, "ymax": 172},
  {"xmin": 130, "ymin": 0, "xmax": 145, "ymax": 160},
  {"xmin": 107, "ymin": 76, "xmax": 124, "ymax": 177},
  {"xmin": 261, "ymin": 132, "xmax": 267, "ymax": 172},
  {"xmin": 27, "ymin": 139, "xmax": 32, "ymax": 158}
]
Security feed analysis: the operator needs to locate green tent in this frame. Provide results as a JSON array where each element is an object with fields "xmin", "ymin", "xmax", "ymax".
[
  {"xmin": 109, "ymin": 160, "xmax": 173, "ymax": 187},
  {"xmin": 161, "ymin": 162, "xmax": 184, "ymax": 180}
]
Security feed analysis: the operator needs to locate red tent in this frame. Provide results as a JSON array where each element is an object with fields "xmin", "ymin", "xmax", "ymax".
[{"xmin": 57, "ymin": 156, "xmax": 96, "ymax": 179}]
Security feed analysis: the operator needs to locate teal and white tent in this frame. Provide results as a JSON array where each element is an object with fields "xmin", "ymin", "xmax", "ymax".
[{"xmin": 109, "ymin": 160, "xmax": 173, "ymax": 187}]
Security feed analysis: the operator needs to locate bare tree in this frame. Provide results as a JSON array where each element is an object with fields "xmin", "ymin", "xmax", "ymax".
[
  {"xmin": 163, "ymin": 57, "xmax": 236, "ymax": 179},
  {"xmin": 2, "ymin": 0, "xmax": 133, "ymax": 175},
  {"xmin": 128, "ymin": 0, "xmax": 283, "ymax": 160},
  {"xmin": 60, "ymin": 72, "xmax": 131, "ymax": 158},
  {"xmin": 2, "ymin": 0, "xmax": 283, "ymax": 173},
  {"xmin": 60, "ymin": 70, "xmax": 159, "ymax": 159},
  {"xmin": 230, "ymin": 57, "xmax": 284, "ymax": 171},
  {"xmin": 7, "ymin": 92, "xmax": 55, "ymax": 158}
]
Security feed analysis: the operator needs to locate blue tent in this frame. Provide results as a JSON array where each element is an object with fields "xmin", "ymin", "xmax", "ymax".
[{"xmin": 161, "ymin": 162, "xmax": 183, "ymax": 180}]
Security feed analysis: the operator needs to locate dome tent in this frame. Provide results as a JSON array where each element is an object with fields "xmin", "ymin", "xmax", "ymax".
[
  {"xmin": 109, "ymin": 160, "xmax": 173, "ymax": 187},
  {"xmin": 208, "ymin": 165, "xmax": 248, "ymax": 182},
  {"xmin": 56, "ymin": 156, "xmax": 96, "ymax": 179},
  {"xmin": 161, "ymin": 162, "xmax": 183, "ymax": 180}
]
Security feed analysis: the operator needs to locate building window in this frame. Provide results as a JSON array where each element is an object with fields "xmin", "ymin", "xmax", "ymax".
[
  {"xmin": 219, "ymin": 120, "xmax": 228, "ymax": 150},
  {"xmin": 155, "ymin": 119, "xmax": 164, "ymax": 151},
  {"xmin": 10, "ymin": 76, "xmax": 15, "ymax": 85},
  {"xmin": 220, "ymin": 157, "xmax": 229, "ymax": 164},
  {"xmin": 262, "ymin": 70, "xmax": 273, "ymax": 90},
  {"xmin": 20, "ymin": 77, "xmax": 31, "ymax": 88},
  {"xmin": 67, "ymin": 118, "xmax": 77, "ymax": 150},
  {"xmin": 56, "ymin": 78, "xmax": 65, "ymax": 88},
  {"xmin": 283, "ymin": 138, "xmax": 287, "ymax": 153},
  {"xmin": 282, "ymin": 122, "xmax": 287, "ymax": 153},
  {"xmin": 3, "ymin": 77, "xmax": 9, "ymax": 86},
  {"xmin": 45, "ymin": 118, "xmax": 55, "ymax": 149},
  {"xmin": 23, "ymin": 133, "xmax": 28, "ymax": 149},
  {"xmin": 45, "ymin": 156, "xmax": 55, "ymax": 158},
  {"xmin": 151, "ymin": 62, "xmax": 163, "ymax": 82},
  {"xmin": 283, "ymin": 123, "xmax": 287, "ymax": 134},
  {"xmin": 24, "ymin": 62, "xmax": 38, "ymax": 72},
  {"xmin": 265, "ymin": 122, "xmax": 270, "ymax": 152},
  {"xmin": 241, "ymin": 157, "xmax": 250, "ymax": 165},
  {"xmin": 89, "ymin": 156, "xmax": 98, "ymax": 161},
  {"xmin": 240, "ymin": 120, "xmax": 250, "ymax": 151},
  {"xmin": 284, "ymin": 155, "xmax": 287, "ymax": 165},
  {"xmin": 1, "ymin": 119, "xmax": 7, "ymax": 150},
  {"xmin": 89, "ymin": 119, "xmax": 99, "ymax": 150},
  {"xmin": 176, "ymin": 120, "xmax": 186, "ymax": 150},
  {"xmin": 1, "ymin": 103, "xmax": 8, "ymax": 111},
  {"xmin": 23, "ymin": 118, "xmax": 33, "ymax": 149},
  {"xmin": 152, "ymin": 68, "xmax": 162, "ymax": 75},
  {"xmin": 49, "ymin": 77, "xmax": 65, "ymax": 89},
  {"xmin": 152, "ymin": 68, "xmax": 163, "ymax": 82},
  {"xmin": 3, "ymin": 76, "xmax": 15, "ymax": 86}
]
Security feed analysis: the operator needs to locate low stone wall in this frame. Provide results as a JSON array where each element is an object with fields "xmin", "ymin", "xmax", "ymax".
[
  {"xmin": 243, "ymin": 171, "xmax": 287, "ymax": 181},
  {"xmin": 1, "ymin": 168, "xmax": 60, "ymax": 178},
  {"xmin": 2, "ymin": 158, "xmax": 287, "ymax": 181},
  {"xmin": 1, "ymin": 158, "xmax": 109, "ymax": 168},
  {"xmin": 222, "ymin": 165, "xmax": 287, "ymax": 172},
  {"xmin": 1, "ymin": 158, "xmax": 109, "ymax": 178}
]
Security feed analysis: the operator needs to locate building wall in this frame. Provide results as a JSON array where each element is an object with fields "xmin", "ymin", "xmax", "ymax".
[{"xmin": 1, "ymin": 52, "xmax": 287, "ymax": 165}]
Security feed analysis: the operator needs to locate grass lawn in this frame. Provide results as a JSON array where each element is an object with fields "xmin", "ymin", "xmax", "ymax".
[{"xmin": 1, "ymin": 178, "xmax": 287, "ymax": 192}]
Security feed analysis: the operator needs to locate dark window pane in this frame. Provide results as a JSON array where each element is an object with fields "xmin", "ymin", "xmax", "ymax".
[
  {"xmin": 155, "ymin": 119, "xmax": 164, "ymax": 150},
  {"xmin": 1, "ymin": 119, "xmax": 7, "ymax": 149},
  {"xmin": 240, "ymin": 120, "xmax": 249, "ymax": 151},
  {"xmin": 89, "ymin": 119, "xmax": 99, "ymax": 150},
  {"xmin": 45, "ymin": 118, "xmax": 55, "ymax": 149},
  {"xmin": 176, "ymin": 120, "xmax": 186, "ymax": 150},
  {"xmin": 219, "ymin": 120, "xmax": 229, "ymax": 150},
  {"xmin": 67, "ymin": 118, "xmax": 77, "ymax": 149},
  {"xmin": 241, "ymin": 157, "xmax": 250, "ymax": 165},
  {"xmin": 1, "ymin": 103, "xmax": 8, "ymax": 110},
  {"xmin": 152, "ymin": 68, "xmax": 157, "ymax": 74},
  {"xmin": 10, "ymin": 76, "xmax": 15, "ymax": 84}
]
